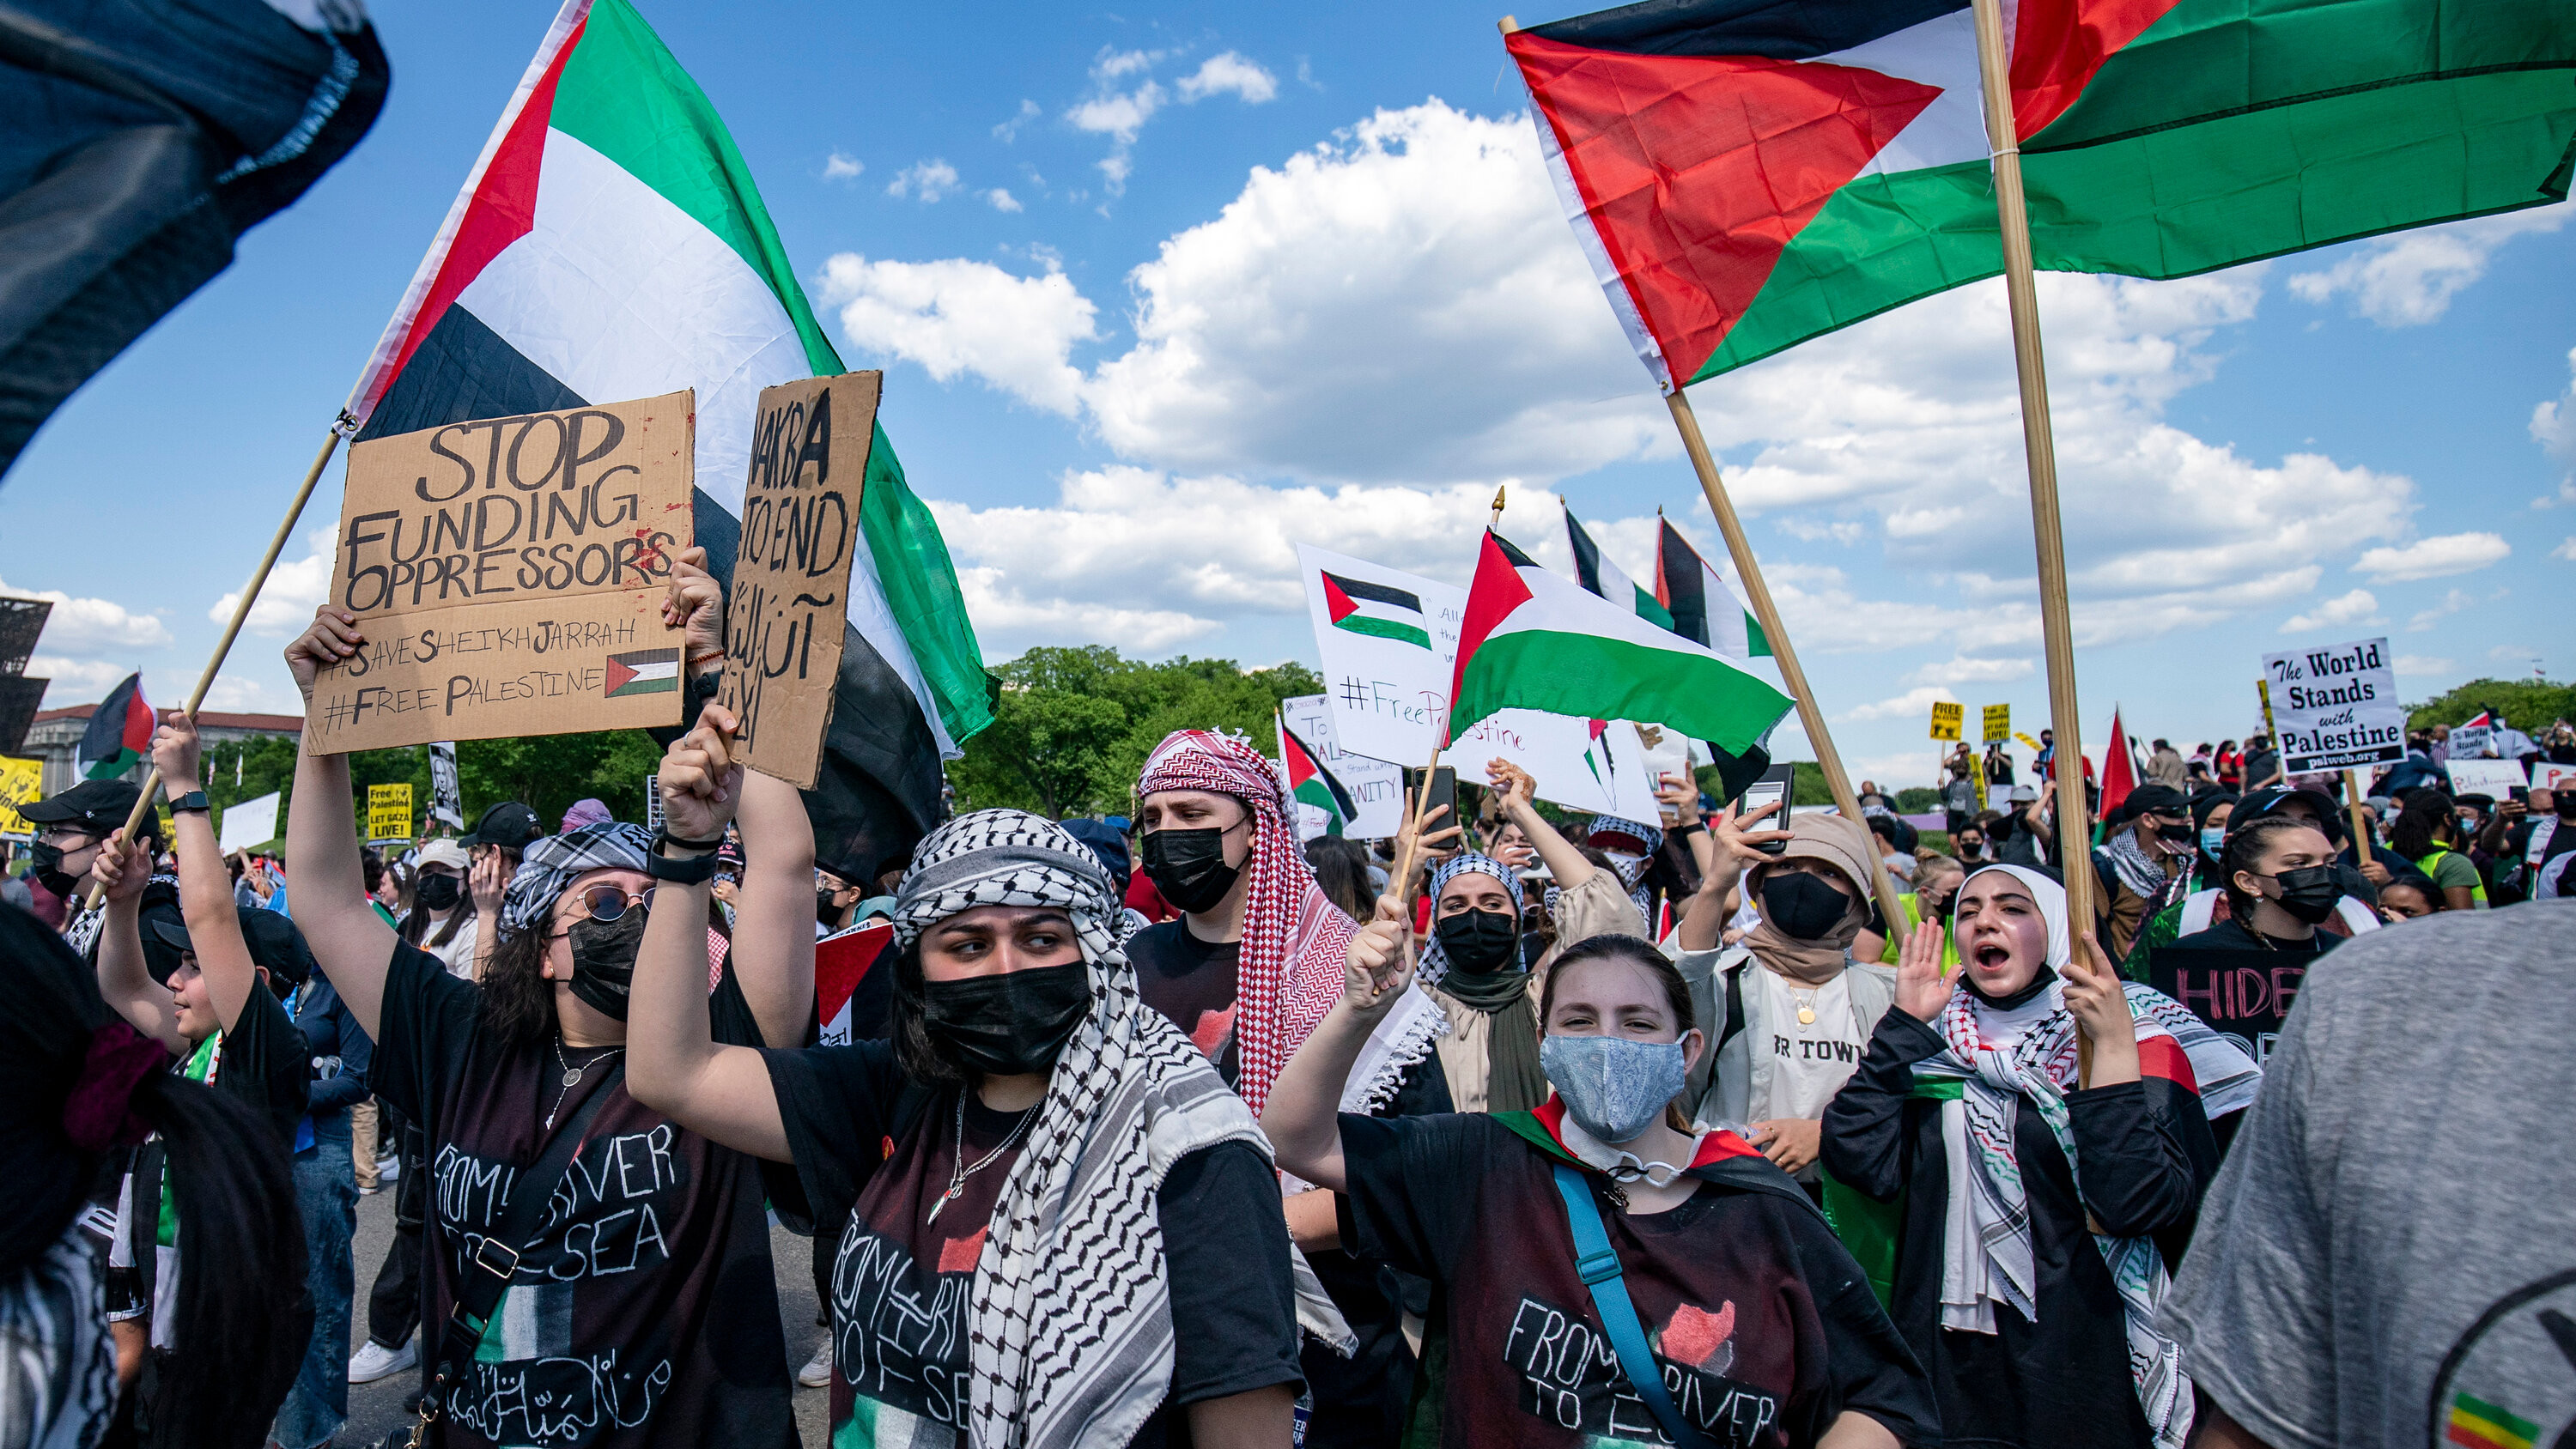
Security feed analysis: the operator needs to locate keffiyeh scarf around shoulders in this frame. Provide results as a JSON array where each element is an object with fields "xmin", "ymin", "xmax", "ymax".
[
  {"xmin": 1137, "ymin": 730, "xmax": 1357, "ymax": 1115},
  {"xmin": 892, "ymin": 809, "xmax": 1343, "ymax": 1449},
  {"xmin": 1909, "ymin": 864, "xmax": 2259, "ymax": 1449}
]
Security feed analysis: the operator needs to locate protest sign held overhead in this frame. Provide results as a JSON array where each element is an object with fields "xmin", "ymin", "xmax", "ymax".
[
  {"xmin": 1983, "ymin": 705, "xmax": 2011, "ymax": 743},
  {"xmin": 1929, "ymin": 702, "xmax": 1963, "ymax": 741},
  {"xmin": 218, "ymin": 791, "xmax": 281, "ymax": 854},
  {"xmin": 304, "ymin": 391, "xmax": 695, "ymax": 754},
  {"xmin": 0, "ymin": 755, "xmax": 39, "ymax": 837},
  {"xmin": 715, "ymin": 373, "xmax": 879, "ymax": 789},
  {"xmin": 366, "ymin": 784, "xmax": 414, "ymax": 844},
  {"xmin": 2445, "ymin": 760, "xmax": 2528, "ymax": 799},
  {"xmin": 2263, "ymin": 638, "xmax": 2404, "ymax": 773},
  {"xmin": 1277, "ymin": 694, "xmax": 1402, "ymax": 840},
  {"xmin": 2448, "ymin": 711, "xmax": 2497, "ymax": 761},
  {"xmin": 428, "ymin": 742, "xmax": 464, "ymax": 829}
]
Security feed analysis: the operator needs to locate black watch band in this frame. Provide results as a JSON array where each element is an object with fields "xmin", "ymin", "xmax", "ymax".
[
  {"xmin": 644, "ymin": 830, "xmax": 723, "ymax": 883},
  {"xmin": 1670, "ymin": 818, "xmax": 1706, "ymax": 838},
  {"xmin": 170, "ymin": 791, "xmax": 210, "ymax": 814}
]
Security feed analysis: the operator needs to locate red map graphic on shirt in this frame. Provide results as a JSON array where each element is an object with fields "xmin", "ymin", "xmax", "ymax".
[
  {"xmin": 1659, "ymin": 1300, "xmax": 1738, "ymax": 1373},
  {"xmin": 938, "ymin": 1226, "xmax": 987, "ymax": 1276}
]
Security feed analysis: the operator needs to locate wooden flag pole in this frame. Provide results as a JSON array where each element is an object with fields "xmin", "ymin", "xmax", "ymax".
[
  {"xmin": 81, "ymin": 421, "xmax": 352, "ymax": 910},
  {"xmin": 1965, "ymin": 0, "xmax": 2110, "ymax": 1081},
  {"xmin": 1664, "ymin": 391, "xmax": 1910, "ymax": 948},
  {"xmin": 2343, "ymin": 768, "xmax": 2374, "ymax": 864}
]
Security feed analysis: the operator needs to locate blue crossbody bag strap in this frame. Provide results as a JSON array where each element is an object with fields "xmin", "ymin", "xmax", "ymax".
[{"xmin": 1548, "ymin": 1162, "xmax": 1712, "ymax": 1449}]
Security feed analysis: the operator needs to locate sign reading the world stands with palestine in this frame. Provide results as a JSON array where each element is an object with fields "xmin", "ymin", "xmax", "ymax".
[
  {"xmin": 305, "ymin": 392, "xmax": 695, "ymax": 753},
  {"xmin": 2263, "ymin": 637, "xmax": 2405, "ymax": 773}
]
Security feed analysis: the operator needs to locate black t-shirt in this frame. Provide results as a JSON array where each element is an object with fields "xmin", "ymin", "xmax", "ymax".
[
  {"xmin": 2171, "ymin": 919, "xmax": 2341, "ymax": 955},
  {"xmin": 370, "ymin": 939, "xmax": 793, "ymax": 1449},
  {"xmin": 1337, "ymin": 1112, "xmax": 1938, "ymax": 1449},
  {"xmin": 1125, "ymin": 920, "xmax": 1242, "ymax": 1087},
  {"xmin": 205, "ymin": 978, "xmax": 313, "ymax": 1147},
  {"xmin": 762, "ymin": 1040, "xmax": 1302, "ymax": 1447}
]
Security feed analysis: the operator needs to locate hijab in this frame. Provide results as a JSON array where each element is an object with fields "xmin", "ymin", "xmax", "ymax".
[
  {"xmin": 1742, "ymin": 813, "xmax": 1875, "ymax": 984},
  {"xmin": 1419, "ymin": 853, "xmax": 1545, "ymax": 1113}
]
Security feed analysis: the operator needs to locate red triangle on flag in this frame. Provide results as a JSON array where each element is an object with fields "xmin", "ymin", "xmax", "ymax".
[
  {"xmin": 1320, "ymin": 573, "xmax": 1360, "ymax": 625},
  {"xmin": 817, "ymin": 920, "xmax": 895, "ymax": 1029},
  {"xmin": 1282, "ymin": 729, "xmax": 1317, "ymax": 790},
  {"xmin": 605, "ymin": 655, "xmax": 638, "ymax": 694},
  {"xmin": 1510, "ymin": 33, "xmax": 1941, "ymax": 385}
]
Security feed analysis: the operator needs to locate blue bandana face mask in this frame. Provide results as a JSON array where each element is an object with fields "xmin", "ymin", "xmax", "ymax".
[{"xmin": 1539, "ymin": 1034, "xmax": 1687, "ymax": 1143}]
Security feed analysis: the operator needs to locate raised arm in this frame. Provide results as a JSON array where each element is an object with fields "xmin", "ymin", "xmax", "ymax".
[
  {"xmin": 1261, "ymin": 896, "xmax": 1412, "ymax": 1191},
  {"xmin": 153, "ymin": 719, "xmax": 264, "ymax": 1036},
  {"xmin": 1485, "ymin": 758, "xmax": 1593, "ymax": 891},
  {"xmin": 626, "ymin": 706, "xmax": 791, "ymax": 1161},
  {"xmin": 90, "ymin": 829, "xmax": 180, "ymax": 1052},
  {"xmin": 1677, "ymin": 800, "xmax": 1787, "ymax": 952},
  {"xmin": 282, "ymin": 608, "xmax": 400, "ymax": 1040}
]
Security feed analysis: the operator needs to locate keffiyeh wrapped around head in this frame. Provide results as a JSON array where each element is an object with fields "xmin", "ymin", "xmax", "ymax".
[
  {"xmin": 1583, "ymin": 813, "xmax": 1662, "ymax": 917},
  {"xmin": 890, "ymin": 809, "xmax": 1340, "ymax": 1449},
  {"xmin": 1137, "ymin": 730, "xmax": 1357, "ymax": 1115},
  {"xmin": 497, "ymin": 823, "xmax": 653, "ymax": 937},
  {"xmin": 1417, "ymin": 852, "xmax": 1524, "ymax": 985}
]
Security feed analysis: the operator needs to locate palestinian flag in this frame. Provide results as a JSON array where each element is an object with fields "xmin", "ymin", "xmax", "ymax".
[
  {"xmin": 1508, "ymin": 0, "xmax": 2576, "ymax": 390},
  {"xmin": 1564, "ymin": 505, "xmax": 1674, "ymax": 629},
  {"xmin": 604, "ymin": 647, "xmax": 680, "ymax": 697},
  {"xmin": 343, "ymin": 0, "xmax": 990, "ymax": 882},
  {"xmin": 816, "ymin": 919, "xmax": 896, "ymax": 1046},
  {"xmin": 1656, "ymin": 519, "xmax": 1767, "ymax": 661},
  {"xmin": 2100, "ymin": 705, "xmax": 2139, "ymax": 817},
  {"xmin": 1281, "ymin": 724, "xmax": 1356, "ymax": 835},
  {"xmin": 80, "ymin": 674, "xmax": 154, "ymax": 780},
  {"xmin": 1320, "ymin": 571, "xmax": 1433, "ymax": 650},
  {"xmin": 1449, "ymin": 532, "xmax": 1792, "ymax": 755}
]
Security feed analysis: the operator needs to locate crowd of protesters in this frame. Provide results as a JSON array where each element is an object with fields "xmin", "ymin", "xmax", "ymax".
[{"xmin": 3, "ymin": 546, "xmax": 2569, "ymax": 1449}]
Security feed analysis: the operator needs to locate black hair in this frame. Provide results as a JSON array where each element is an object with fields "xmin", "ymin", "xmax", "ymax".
[
  {"xmin": 2377, "ymin": 867, "xmax": 2449, "ymax": 915},
  {"xmin": 1302, "ymin": 836, "xmax": 1374, "ymax": 922},
  {"xmin": 1540, "ymin": 934, "xmax": 1694, "ymax": 1034},
  {"xmin": 2219, "ymin": 815, "xmax": 2335, "ymax": 921},
  {"xmin": 478, "ymin": 920, "xmax": 560, "ymax": 1053},
  {"xmin": 361, "ymin": 847, "xmax": 385, "ymax": 896},
  {"xmin": 888, "ymin": 942, "xmax": 964, "ymax": 1088},
  {"xmin": 2386, "ymin": 787, "xmax": 2458, "ymax": 861},
  {"xmin": 1, "ymin": 902, "xmax": 307, "ymax": 1449}
]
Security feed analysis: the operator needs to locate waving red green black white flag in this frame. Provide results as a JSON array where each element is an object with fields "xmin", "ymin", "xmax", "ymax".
[{"xmin": 1508, "ymin": 0, "xmax": 2576, "ymax": 391}]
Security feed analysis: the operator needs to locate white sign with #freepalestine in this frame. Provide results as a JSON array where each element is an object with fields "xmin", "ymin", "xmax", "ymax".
[{"xmin": 2263, "ymin": 637, "xmax": 2405, "ymax": 773}]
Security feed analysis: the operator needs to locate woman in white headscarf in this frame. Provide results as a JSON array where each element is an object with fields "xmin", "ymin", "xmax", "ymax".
[{"xmin": 1819, "ymin": 864, "xmax": 2259, "ymax": 1449}]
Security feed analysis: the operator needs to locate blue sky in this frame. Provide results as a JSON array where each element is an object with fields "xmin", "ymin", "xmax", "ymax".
[{"xmin": 5, "ymin": 0, "xmax": 2571, "ymax": 791}]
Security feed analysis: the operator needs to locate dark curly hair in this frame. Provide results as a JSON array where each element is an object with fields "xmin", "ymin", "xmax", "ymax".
[{"xmin": 478, "ymin": 919, "xmax": 561, "ymax": 1052}]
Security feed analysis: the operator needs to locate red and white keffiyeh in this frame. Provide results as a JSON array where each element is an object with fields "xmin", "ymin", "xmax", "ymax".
[{"xmin": 1138, "ymin": 730, "xmax": 1357, "ymax": 1114}]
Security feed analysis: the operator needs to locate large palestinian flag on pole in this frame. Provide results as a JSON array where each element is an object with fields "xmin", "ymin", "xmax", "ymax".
[
  {"xmin": 1508, "ymin": 0, "xmax": 2576, "ymax": 391},
  {"xmin": 1656, "ymin": 518, "xmax": 1767, "ymax": 662},
  {"xmin": 79, "ymin": 674, "xmax": 154, "ymax": 780},
  {"xmin": 342, "ymin": 0, "xmax": 991, "ymax": 880},
  {"xmin": 1449, "ymin": 532, "xmax": 1792, "ymax": 754},
  {"xmin": 1563, "ymin": 504, "xmax": 1675, "ymax": 630}
]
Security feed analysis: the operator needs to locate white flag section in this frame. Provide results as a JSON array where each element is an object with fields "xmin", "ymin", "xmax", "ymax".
[
  {"xmin": 1278, "ymin": 695, "xmax": 1405, "ymax": 840},
  {"xmin": 219, "ymin": 791, "xmax": 281, "ymax": 853},
  {"xmin": 1298, "ymin": 544, "xmax": 1663, "ymax": 822}
]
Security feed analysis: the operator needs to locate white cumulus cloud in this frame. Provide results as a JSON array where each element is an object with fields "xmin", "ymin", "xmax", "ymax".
[
  {"xmin": 1, "ymin": 577, "xmax": 173, "ymax": 652},
  {"xmin": 983, "ymin": 188, "xmax": 1024, "ymax": 213},
  {"xmin": 208, "ymin": 524, "xmax": 339, "ymax": 636},
  {"xmin": 2393, "ymin": 654, "xmax": 2452, "ymax": 676},
  {"xmin": 820, "ymin": 254, "xmax": 1098, "ymax": 415},
  {"xmin": 2281, "ymin": 589, "xmax": 2380, "ymax": 633},
  {"xmin": 993, "ymin": 99, "xmax": 1041, "ymax": 143},
  {"xmin": 2353, "ymin": 532, "xmax": 2510, "ymax": 582},
  {"xmin": 823, "ymin": 151, "xmax": 863, "ymax": 181},
  {"xmin": 884, "ymin": 159, "xmax": 960, "ymax": 203},
  {"xmin": 1176, "ymin": 52, "xmax": 1278, "ymax": 105},
  {"xmin": 1839, "ymin": 686, "xmax": 1956, "ymax": 724},
  {"xmin": 2407, "ymin": 588, "xmax": 2477, "ymax": 631},
  {"xmin": 2287, "ymin": 202, "xmax": 2569, "ymax": 326}
]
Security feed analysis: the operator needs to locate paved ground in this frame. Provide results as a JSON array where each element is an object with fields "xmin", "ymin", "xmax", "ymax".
[{"xmin": 337, "ymin": 1173, "xmax": 833, "ymax": 1446}]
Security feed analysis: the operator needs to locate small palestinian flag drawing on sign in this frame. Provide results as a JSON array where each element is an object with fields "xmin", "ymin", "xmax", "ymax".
[
  {"xmin": 1282, "ymin": 724, "xmax": 1358, "ymax": 835},
  {"xmin": 1320, "ymin": 571, "xmax": 1432, "ymax": 650},
  {"xmin": 604, "ymin": 648, "xmax": 682, "ymax": 697}
]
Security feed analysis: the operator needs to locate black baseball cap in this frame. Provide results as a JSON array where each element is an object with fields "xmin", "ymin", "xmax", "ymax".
[
  {"xmin": 460, "ymin": 801, "xmax": 544, "ymax": 852},
  {"xmin": 149, "ymin": 906, "xmax": 315, "ymax": 988},
  {"xmin": 20, "ymin": 779, "xmax": 145, "ymax": 834},
  {"xmin": 2123, "ymin": 784, "xmax": 2190, "ymax": 820}
]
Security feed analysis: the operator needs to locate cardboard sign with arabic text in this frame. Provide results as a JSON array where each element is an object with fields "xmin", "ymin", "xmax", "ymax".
[{"xmin": 306, "ymin": 392, "xmax": 694, "ymax": 753}]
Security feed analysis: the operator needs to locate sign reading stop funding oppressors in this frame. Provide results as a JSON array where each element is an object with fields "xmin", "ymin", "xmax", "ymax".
[
  {"xmin": 715, "ymin": 373, "xmax": 878, "ymax": 789},
  {"xmin": 305, "ymin": 392, "xmax": 694, "ymax": 753},
  {"xmin": 2262, "ymin": 636, "xmax": 2404, "ymax": 773}
]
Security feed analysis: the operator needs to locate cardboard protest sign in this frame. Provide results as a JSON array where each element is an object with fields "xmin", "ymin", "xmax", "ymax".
[
  {"xmin": 367, "ymin": 783, "xmax": 414, "ymax": 843},
  {"xmin": 0, "ymin": 755, "xmax": 39, "ymax": 837},
  {"xmin": 1297, "ymin": 543, "xmax": 1662, "ymax": 820},
  {"xmin": 427, "ymin": 741, "xmax": 463, "ymax": 828},
  {"xmin": 1279, "ymin": 694, "xmax": 1403, "ymax": 840},
  {"xmin": 2149, "ymin": 947, "xmax": 2305, "ymax": 1067},
  {"xmin": 1929, "ymin": 701, "xmax": 1963, "ymax": 741},
  {"xmin": 305, "ymin": 391, "xmax": 695, "ymax": 754},
  {"xmin": 2445, "ymin": 760, "xmax": 2528, "ymax": 798},
  {"xmin": 2263, "ymin": 638, "xmax": 2404, "ymax": 773},
  {"xmin": 217, "ymin": 791, "xmax": 281, "ymax": 853},
  {"xmin": 1981, "ymin": 704, "xmax": 2010, "ymax": 743},
  {"xmin": 714, "ymin": 373, "xmax": 878, "ymax": 788},
  {"xmin": 2533, "ymin": 762, "xmax": 2576, "ymax": 795}
]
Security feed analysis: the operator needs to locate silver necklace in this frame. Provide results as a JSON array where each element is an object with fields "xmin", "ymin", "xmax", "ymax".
[
  {"xmin": 546, "ymin": 1039, "xmax": 623, "ymax": 1131},
  {"xmin": 927, "ymin": 1091, "xmax": 1036, "ymax": 1225}
]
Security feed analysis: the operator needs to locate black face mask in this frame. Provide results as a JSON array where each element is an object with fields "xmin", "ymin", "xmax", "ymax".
[
  {"xmin": 817, "ymin": 889, "xmax": 846, "ymax": 925},
  {"xmin": 1433, "ymin": 908, "xmax": 1521, "ymax": 973},
  {"xmin": 2154, "ymin": 822, "xmax": 2196, "ymax": 846},
  {"xmin": 1760, "ymin": 871, "xmax": 1850, "ymax": 940},
  {"xmin": 1140, "ymin": 828, "xmax": 1242, "ymax": 914},
  {"xmin": 415, "ymin": 874, "xmax": 463, "ymax": 912},
  {"xmin": 566, "ymin": 911, "xmax": 644, "ymax": 1020},
  {"xmin": 2263, "ymin": 865, "xmax": 2342, "ymax": 925},
  {"xmin": 28, "ymin": 840, "xmax": 77, "ymax": 897},
  {"xmin": 921, "ymin": 963, "xmax": 1092, "ymax": 1077}
]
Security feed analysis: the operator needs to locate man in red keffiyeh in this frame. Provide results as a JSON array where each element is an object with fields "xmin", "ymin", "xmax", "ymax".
[{"xmin": 1124, "ymin": 730, "xmax": 1358, "ymax": 1116}]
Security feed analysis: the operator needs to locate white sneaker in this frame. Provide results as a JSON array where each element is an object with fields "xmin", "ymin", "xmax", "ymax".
[
  {"xmin": 376, "ymin": 1157, "xmax": 400, "ymax": 1182},
  {"xmin": 349, "ymin": 1337, "xmax": 418, "ymax": 1384},
  {"xmin": 796, "ymin": 1339, "xmax": 833, "ymax": 1389}
]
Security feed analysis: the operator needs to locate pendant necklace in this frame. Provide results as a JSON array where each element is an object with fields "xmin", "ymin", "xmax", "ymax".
[
  {"xmin": 547, "ymin": 1039, "xmax": 624, "ymax": 1131},
  {"xmin": 1792, "ymin": 986, "xmax": 1820, "ymax": 1026},
  {"xmin": 927, "ymin": 1091, "xmax": 1036, "ymax": 1225}
]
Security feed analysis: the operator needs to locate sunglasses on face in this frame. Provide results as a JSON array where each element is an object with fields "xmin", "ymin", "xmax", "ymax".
[{"xmin": 571, "ymin": 883, "xmax": 655, "ymax": 924}]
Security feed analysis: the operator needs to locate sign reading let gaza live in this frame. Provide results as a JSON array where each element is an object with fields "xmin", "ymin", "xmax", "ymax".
[
  {"xmin": 2261, "ymin": 635, "xmax": 2405, "ymax": 773},
  {"xmin": 304, "ymin": 391, "xmax": 693, "ymax": 754}
]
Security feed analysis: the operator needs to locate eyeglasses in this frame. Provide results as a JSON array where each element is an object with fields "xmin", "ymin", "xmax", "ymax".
[
  {"xmin": 36, "ymin": 826, "xmax": 98, "ymax": 846},
  {"xmin": 572, "ymin": 883, "xmax": 655, "ymax": 924}
]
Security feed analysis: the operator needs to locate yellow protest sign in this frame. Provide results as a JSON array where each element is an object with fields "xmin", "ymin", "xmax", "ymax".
[
  {"xmin": 1982, "ymin": 704, "xmax": 2010, "ymax": 743},
  {"xmin": 1929, "ymin": 701, "xmax": 1963, "ymax": 741},
  {"xmin": 2014, "ymin": 731, "xmax": 2044, "ymax": 754},
  {"xmin": 2257, "ymin": 678, "xmax": 2276, "ymax": 736},
  {"xmin": 0, "ymin": 756, "xmax": 40, "ymax": 836},
  {"xmin": 367, "ymin": 783, "xmax": 414, "ymax": 843}
]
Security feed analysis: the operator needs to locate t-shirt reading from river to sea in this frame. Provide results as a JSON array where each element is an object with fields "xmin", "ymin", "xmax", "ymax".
[
  {"xmin": 1124, "ymin": 920, "xmax": 1241, "ymax": 1086},
  {"xmin": 763, "ymin": 1038, "xmax": 1303, "ymax": 1449},
  {"xmin": 371, "ymin": 939, "xmax": 793, "ymax": 1449},
  {"xmin": 1338, "ymin": 1112, "xmax": 1938, "ymax": 1449}
]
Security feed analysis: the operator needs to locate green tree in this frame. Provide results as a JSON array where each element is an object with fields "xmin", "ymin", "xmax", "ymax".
[
  {"xmin": 2406, "ymin": 677, "xmax": 2574, "ymax": 735},
  {"xmin": 198, "ymin": 729, "xmax": 665, "ymax": 853}
]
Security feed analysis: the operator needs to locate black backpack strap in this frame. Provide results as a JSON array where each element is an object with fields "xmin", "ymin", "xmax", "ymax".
[
  {"xmin": 428, "ymin": 1064, "xmax": 623, "ymax": 1389},
  {"xmin": 1719, "ymin": 961, "xmax": 1746, "ymax": 1054}
]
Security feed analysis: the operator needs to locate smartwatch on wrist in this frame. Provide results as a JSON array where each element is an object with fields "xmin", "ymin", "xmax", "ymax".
[
  {"xmin": 644, "ymin": 829, "xmax": 723, "ymax": 883},
  {"xmin": 169, "ymin": 791, "xmax": 210, "ymax": 814}
]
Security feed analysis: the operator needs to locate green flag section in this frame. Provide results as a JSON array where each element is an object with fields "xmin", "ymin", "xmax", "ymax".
[
  {"xmin": 77, "ymin": 673, "xmax": 153, "ymax": 780},
  {"xmin": 1509, "ymin": 0, "xmax": 2576, "ymax": 390},
  {"xmin": 1448, "ymin": 532, "xmax": 1795, "ymax": 755},
  {"xmin": 1280, "ymin": 723, "xmax": 1355, "ymax": 834}
]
